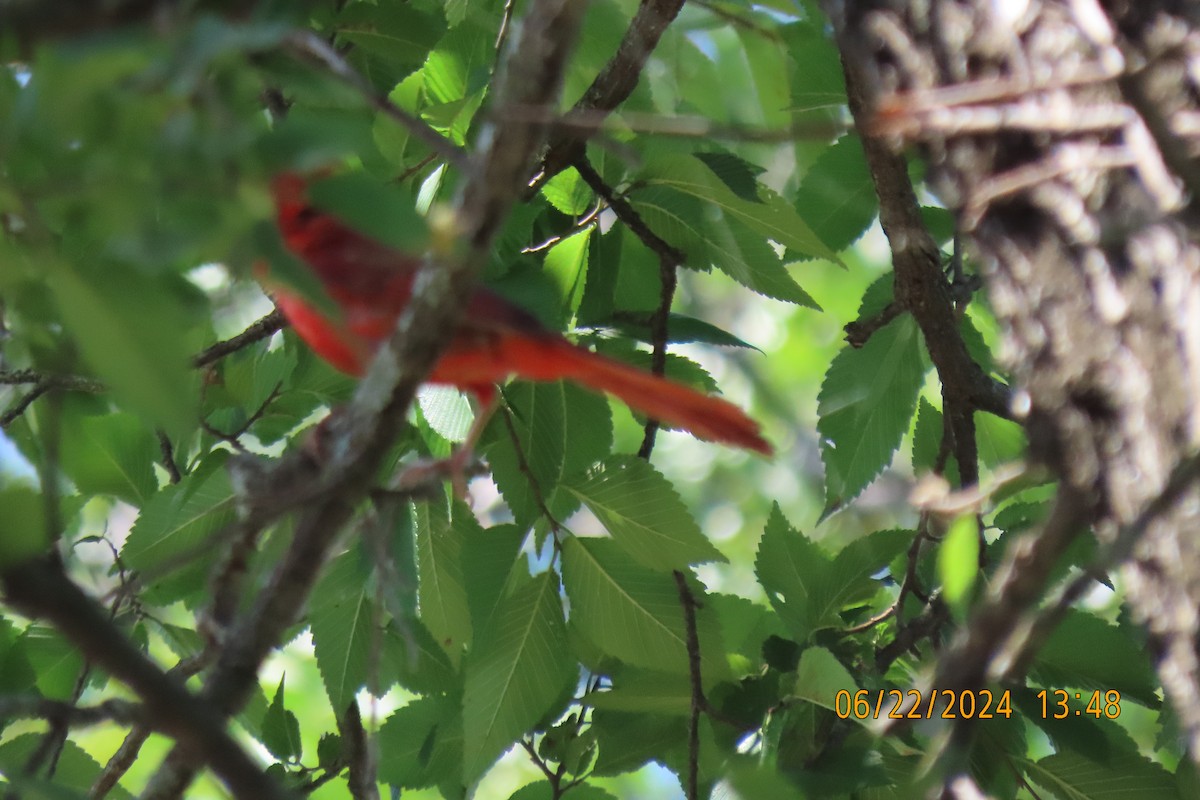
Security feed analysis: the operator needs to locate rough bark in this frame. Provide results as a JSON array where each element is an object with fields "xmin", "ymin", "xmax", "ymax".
[{"xmin": 827, "ymin": 0, "xmax": 1200, "ymax": 757}]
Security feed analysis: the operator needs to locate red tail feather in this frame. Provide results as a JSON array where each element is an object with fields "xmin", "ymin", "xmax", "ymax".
[{"xmin": 498, "ymin": 337, "xmax": 772, "ymax": 455}]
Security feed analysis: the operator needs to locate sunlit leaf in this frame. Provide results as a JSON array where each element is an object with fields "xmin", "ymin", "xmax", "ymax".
[{"xmin": 818, "ymin": 315, "xmax": 924, "ymax": 515}]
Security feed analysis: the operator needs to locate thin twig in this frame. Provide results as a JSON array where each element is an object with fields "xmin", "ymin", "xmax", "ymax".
[
  {"xmin": 337, "ymin": 701, "xmax": 378, "ymax": 800},
  {"xmin": 0, "ymin": 372, "xmax": 104, "ymax": 428},
  {"xmin": 157, "ymin": 430, "xmax": 182, "ymax": 485},
  {"xmin": 500, "ymin": 405, "xmax": 562, "ymax": 532},
  {"xmin": 844, "ymin": 302, "xmax": 903, "ymax": 348},
  {"xmin": 0, "ymin": 381, "xmax": 52, "ymax": 428},
  {"xmin": 536, "ymin": 0, "xmax": 687, "ymax": 185},
  {"xmin": 192, "ymin": 310, "xmax": 285, "ymax": 369},
  {"xmin": 673, "ymin": 571, "xmax": 702, "ymax": 800},
  {"xmin": 1, "ymin": 558, "xmax": 289, "ymax": 800},
  {"xmin": 0, "ymin": 696, "xmax": 142, "ymax": 728},
  {"xmin": 571, "ymin": 157, "xmax": 682, "ymax": 458},
  {"xmin": 90, "ymin": 656, "xmax": 208, "ymax": 800},
  {"xmin": 284, "ymin": 31, "xmax": 468, "ymax": 171},
  {"xmin": 688, "ymin": 0, "xmax": 781, "ymax": 40}
]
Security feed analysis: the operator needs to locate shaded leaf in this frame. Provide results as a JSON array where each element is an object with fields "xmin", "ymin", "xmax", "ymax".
[
  {"xmin": 60, "ymin": 410, "xmax": 158, "ymax": 506},
  {"xmin": 462, "ymin": 572, "xmax": 575, "ymax": 782},
  {"xmin": 262, "ymin": 675, "xmax": 302, "ymax": 762},
  {"xmin": 377, "ymin": 695, "xmax": 463, "ymax": 789},
  {"xmin": 562, "ymin": 537, "xmax": 726, "ymax": 680},
  {"xmin": 1031, "ymin": 610, "xmax": 1159, "ymax": 707},
  {"xmin": 415, "ymin": 502, "xmax": 472, "ymax": 666},
  {"xmin": 311, "ymin": 550, "xmax": 374, "ymax": 712},
  {"xmin": 562, "ymin": 455, "xmax": 724, "ymax": 570},
  {"xmin": 794, "ymin": 134, "xmax": 877, "ymax": 253},
  {"xmin": 49, "ymin": 266, "xmax": 197, "ymax": 430},
  {"xmin": 755, "ymin": 506, "xmax": 909, "ymax": 642}
]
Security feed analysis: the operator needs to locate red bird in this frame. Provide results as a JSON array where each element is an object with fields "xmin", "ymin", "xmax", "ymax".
[{"xmin": 265, "ymin": 172, "xmax": 771, "ymax": 466}]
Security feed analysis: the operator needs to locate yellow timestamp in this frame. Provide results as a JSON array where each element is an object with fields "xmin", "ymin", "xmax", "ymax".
[
  {"xmin": 834, "ymin": 689, "xmax": 1013, "ymax": 720},
  {"xmin": 1037, "ymin": 689, "xmax": 1121, "ymax": 719}
]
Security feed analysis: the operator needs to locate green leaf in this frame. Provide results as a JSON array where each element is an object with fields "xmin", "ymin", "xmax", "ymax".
[
  {"xmin": 1023, "ymin": 733, "xmax": 1178, "ymax": 800},
  {"xmin": 0, "ymin": 617, "xmax": 36, "ymax": 694},
  {"xmin": 590, "ymin": 710, "xmax": 685, "ymax": 777},
  {"xmin": 460, "ymin": 522, "xmax": 528, "ymax": 637},
  {"xmin": 374, "ymin": 71, "xmax": 427, "ymax": 166},
  {"xmin": 462, "ymin": 572, "xmax": 575, "ymax": 782},
  {"xmin": 938, "ymin": 515, "xmax": 979, "ymax": 616},
  {"xmin": 793, "ymin": 646, "xmax": 857, "ymax": 710},
  {"xmin": 486, "ymin": 381, "xmax": 612, "ymax": 530},
  {"xmin": 912, "ymin": 397, "xmax": 946, "ymax": 468},
  {"xmin": 21, "ymin": 625, "xmax": 84, "ymax": 700},
  {"xmin": 415, "ymin": 502, "xmax": 472, "ymax": 666},
  {"xmin": 638, "ymin": 153, "xmax": 839, "ymax": 263},
  {"xmin": 976, "ymin": 411, "xmax": 1026, "ymax": 469},
  {"xmin": 317, "ymin": 733, "xmax": 342, "ymax": 771},
  {"xmin": 586, "ymin": 670, "xmax": 692, "ymax": 715},
  {"xmin": 379, "ymin": 619, "xmax": 461, "ymax": 697},
  {"xmin": 694, "ymin": 151, "xmax": 765, "ymax": 203},
  {"xmin": 631, "ymin": 185, "xmax": 818, "ymax": 308},
  {"xmin": 222, "ymin": 347, "xmax": 295, "ymax": 420},
  {"xmin": 308, "ymin": 172, "xmax": 428, "ymax": 253},
  {"xmin": 311, "ymin": 550, "xmax": 374, "ymax": 712},
  {"xmin": 562, "ymin": 537, "xmax": 725, "ymax": 679},
  {"xmin": 60, "ymin": 409, "xmax": 159, "ymax": 506},
  {"xmin": 1031, "ymin": 610, "xmax": 1159, "ymax": 706},
  {"xmin": 783, "ymin": 21, "xmax": 846, "ymax": 118},
  {"xmin": 709, "ymin": 593, "xmax": 788, "ymax": 673},
  {"xmin": 263, "ymin": 107, "xmax": 378, "ymax": 172},
  {"xmin": 0, "ymin": 484, "xmax": 49, "ymax": 568},
  {"xmin": 817, "ymin": 315, "xmax": 924, "ymax": 515},
  {"xmin": 0, "ymin": 733, "xmax": 133, "ymax": 799},
  {"xmin": 544, "ymin": 228, "xmax": 592, "ymax": 323},
  {"xmin": 420, "ymin": 17, "xmax": 493, "ymax": 143},
  {"xmin": 418, "ymin": 385, "xmax": 475, "ymax": 443},
  {"xmin": 262, "ymin": 675, "xmax": 302, "ymax": 762},
  {"xmin": 794, "ymin": 134, "xmax": 877, "ymax": 253},
  {"xmin": 577, "ymin": 226, "xmax": 620, "ymax": 324},
  {"xmin": 49, "ymin": 266, "xmax": 196, "ymax": 430},
  {"xmin": 542, "ymin": 168, "xmax": 595, "ymax": 216},
  {"xmin": 600, "ymin": 312, "xmax": 760, "ymax": 351},
  {"xmin": 562, "ymin": 455, "xmax": 724, "ymax": 570},
  {"xmin": 721, "ymin": 760, "xmax": 806, "ymax": 800},
  {"xmin": 754, "ymin": 506, "xmax": 909, "ymax": 642},
  {"xmin": 337, "ymin": 2, "xmax": 446, "ymax": 81},
  {"xmin": 508, "ymin": 782, "xmax": 616, "ymax": 800},
  {"xmin": 711, "ymin": 217, "xmax": 821, "ymax": 308},
  {"xmin": 377, "ymin": 695, "xmax": 463, "ymax": 789},
  {"xmin": 121, "ymin": 464, "xmax": 235, "ymax": 576}
]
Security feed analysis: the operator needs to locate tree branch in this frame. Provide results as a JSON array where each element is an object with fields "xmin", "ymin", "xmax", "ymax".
[
  {"xmin": 571, "ymin": 156, "xmax": 684, "ymax": 458},
  {"xmin": 135, "ymin": 0, "xmax": 588, "ymax": 794},
  {"xmin": 535, "ymin": 0, "xmax": 686, "ymax": 186},
  {"xmin": 192, "ymin": 309, "xmax": 285, "ymax": 369},
  {"xmin": 0, "ymin": 557, "xmax": 288, "ymax": 800},
  {"xmin": 336, "ymin": 701, "xmax": 377, "ymax": 800},
  {"xmin": 673, "ymin": 571, "xmax": 703, "ymax": 800}
]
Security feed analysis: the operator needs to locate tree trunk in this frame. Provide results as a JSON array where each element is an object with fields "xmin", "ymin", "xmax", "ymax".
[{"xmin": 827, "ymin": 0, "xmax": 1200, "ymax": 760}]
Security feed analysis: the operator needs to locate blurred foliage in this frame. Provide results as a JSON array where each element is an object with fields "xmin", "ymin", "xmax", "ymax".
[{"xmin": 0, "ymin": 1, "xmax": 1176, "ymax": 799}]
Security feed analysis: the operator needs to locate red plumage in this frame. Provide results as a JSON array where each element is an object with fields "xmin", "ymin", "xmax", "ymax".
[{"xmin": 265, "ymin": 172, "xmax": 772, "ymax": 456}]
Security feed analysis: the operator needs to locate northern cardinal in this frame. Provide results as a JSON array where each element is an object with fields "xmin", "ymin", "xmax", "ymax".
[{"xmin": 265, "ymin": 172, "xmax": 771, "ymax": 470}]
